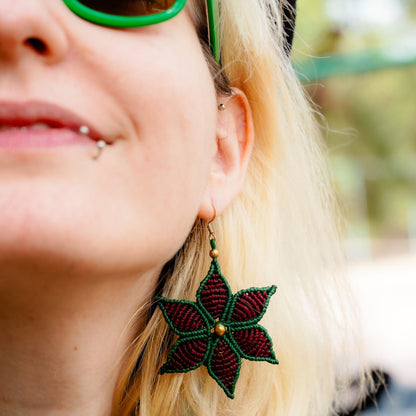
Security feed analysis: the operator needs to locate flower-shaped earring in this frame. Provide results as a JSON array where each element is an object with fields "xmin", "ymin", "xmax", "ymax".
[{"xmin": 156, "ymin": 217, "xmax": 278, "ymax": 399}]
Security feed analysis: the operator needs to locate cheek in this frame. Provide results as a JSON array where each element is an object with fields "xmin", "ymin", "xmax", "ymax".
[
  {"xmin": 110, "ymin": 106, "xmax": 216, "ymax": 262},
  {"xmin": 90, "ymin": 30, "xmax": 218, "ymax": 265}
]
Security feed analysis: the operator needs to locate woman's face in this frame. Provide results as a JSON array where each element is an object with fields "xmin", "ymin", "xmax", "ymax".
[{"xmin": 0, "ymin": 1, "xmax": 218, "ymax": 277}]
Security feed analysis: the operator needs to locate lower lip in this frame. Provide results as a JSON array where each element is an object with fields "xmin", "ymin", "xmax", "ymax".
[{"xmin": 0, "ymin": 128, "xmax": 93, "ymax": 149}]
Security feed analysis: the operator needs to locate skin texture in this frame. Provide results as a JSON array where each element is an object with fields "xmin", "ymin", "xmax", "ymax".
[{"xmin": 0, "ymin": 1, "xmax": 253, "ymax": 415}]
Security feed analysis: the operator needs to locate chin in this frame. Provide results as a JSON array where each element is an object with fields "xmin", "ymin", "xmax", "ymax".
[{"xmin": 0, "ymin": 178, "xmax": 191, "ymax": 280}]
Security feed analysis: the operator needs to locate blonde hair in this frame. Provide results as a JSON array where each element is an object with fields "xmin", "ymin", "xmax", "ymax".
[{"xmin": 113, "ymin": 1, "xmax": 365, "ymax": 415}]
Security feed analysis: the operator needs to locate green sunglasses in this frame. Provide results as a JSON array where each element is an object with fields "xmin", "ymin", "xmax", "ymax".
[{"xmin": 62, "ymin": 0, "xmax": 221, "ymax": 63}]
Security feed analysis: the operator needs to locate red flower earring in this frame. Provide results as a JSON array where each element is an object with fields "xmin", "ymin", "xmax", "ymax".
[{"xmin": 156, "ymin": 214, "xmax": 278, "ymax": 399}]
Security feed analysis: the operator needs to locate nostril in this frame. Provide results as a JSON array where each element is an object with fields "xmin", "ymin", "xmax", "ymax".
[{"xmin": 24, "ymin": 38, "xmax": 48, "ymax": 54}]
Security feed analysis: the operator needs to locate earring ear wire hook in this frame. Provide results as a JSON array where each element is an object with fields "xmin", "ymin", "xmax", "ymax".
[
  {"xmin": 190, "ymin": 204, "xmax": 216, "ymax": 237},
  {"xmin": 207, "ymin": 204, "xmax": 217, "ymax": 241}
]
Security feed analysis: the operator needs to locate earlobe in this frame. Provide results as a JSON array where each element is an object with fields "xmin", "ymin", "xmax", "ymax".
[{"xmin": 198, "ymin": 88, "xmax": 254, "ymax": 220}]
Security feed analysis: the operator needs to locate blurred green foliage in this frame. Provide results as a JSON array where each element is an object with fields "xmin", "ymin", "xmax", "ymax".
[{"xmin": 292, "ymin": 0, "xmax": 416, "ymax": 254}]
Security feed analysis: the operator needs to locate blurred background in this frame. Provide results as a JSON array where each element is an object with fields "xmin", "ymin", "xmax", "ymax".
[{"xmin": 292, "ymin": 0, "xmax": 416, "ymax": 414}]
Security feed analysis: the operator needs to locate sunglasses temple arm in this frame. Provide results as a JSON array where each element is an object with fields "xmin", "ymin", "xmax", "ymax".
[{"xmin": 206, "ymin": 0, "xmax": 221, "ymax": 64}]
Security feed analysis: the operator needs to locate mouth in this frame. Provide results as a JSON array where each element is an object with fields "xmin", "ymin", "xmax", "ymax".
[{"xmin": 0, "ymin": 101, "xmax": 108, "ymax": 150}]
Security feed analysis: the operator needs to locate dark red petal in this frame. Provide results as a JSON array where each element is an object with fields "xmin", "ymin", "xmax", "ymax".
[
  {"xmin": 230, "ymin": 287, "xmax": 275, "ymax": 324},
  {"xmin": 232, "ymin": 326, "xmax": 277, "ymax": 362},
  {"xmin": 208, "ymin": 338, "xmax": 241, "ymax": 398},
  {"xmin": 197, "ymin": 261, "xmax": 231, "ymax": 321},
  {"xmin": 160, "ymin": 337, "xmax": 209, "ymax": 373},
  {"xmin": 159, "ymin": 300, "xmax": 206, "ymax": 334}
]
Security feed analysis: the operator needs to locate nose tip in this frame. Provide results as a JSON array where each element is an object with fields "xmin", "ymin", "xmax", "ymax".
[{"xmin": 0, "ymin": 2, "xmax": 68, "ymax": 65}]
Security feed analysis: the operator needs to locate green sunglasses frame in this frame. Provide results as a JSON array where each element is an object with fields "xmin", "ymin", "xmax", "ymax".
[{"xmin": 61, "ymin": 0, "xmax": 221, "ymax": 63}]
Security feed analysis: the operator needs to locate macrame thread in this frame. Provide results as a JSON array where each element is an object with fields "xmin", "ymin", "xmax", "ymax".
[{"xmin": 156, "ymin": 237, "xmax": 278, "ymax": 398}]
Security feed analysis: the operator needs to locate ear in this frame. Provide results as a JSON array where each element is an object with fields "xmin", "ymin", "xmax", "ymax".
[{"xmin": 198, "ymin": 88, "xmax": 254, "ymax": 220}]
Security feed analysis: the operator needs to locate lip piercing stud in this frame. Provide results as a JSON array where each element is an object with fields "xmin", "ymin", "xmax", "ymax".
[
  {"xmin": 218, "ymin": 103, "xmax": 226, "ymax": 111},
  {"xmin": 79, "ymin": 125, "xmax": 90, "ymax": 135},
  {"xmin": 94, "ymin": 140, "xmax": 107, "ymax": 160},
  {"xmin": 79, "ymin": 125, "xmax": 107, "ymax": 160}
]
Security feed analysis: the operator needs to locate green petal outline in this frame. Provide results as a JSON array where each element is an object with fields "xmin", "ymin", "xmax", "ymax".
[
  {"xmin": 196, "ymin": 259, "xmax": 233, "ymax": 324},
  {"xmin": 206, "ymin": 334, "xmax": 241, "ymax": 399},
  {"xmin": 156, "ymin": 260, "xmax": 279, "ymax": 399},
  {"xmin": 228, "ymin": 324, "xmax": 279, "ymax": 364},
  {"xmin": 160, "ymin": 334, "xmax": 212, "ymax": 374},
  {"xmin": 156, "ymin": 297, "xmax": 210, "ymax": 337},
  {"xmin": 225, "ymin": 285, "xmax": 277, "ymax": 327}
]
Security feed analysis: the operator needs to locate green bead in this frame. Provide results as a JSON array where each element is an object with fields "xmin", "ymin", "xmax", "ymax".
[{"xmin": 210, "ymin": 239, "xmax": 216, "ymax": 249}]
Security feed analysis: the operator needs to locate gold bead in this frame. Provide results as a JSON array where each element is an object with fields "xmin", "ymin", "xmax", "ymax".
[
  {"xmin": 214, "ymin": 323, "xmax": 227, "ymax": 337},
  {"xmin": 209, "ymin": 249, "xmax": 219, "ymax": 258}
]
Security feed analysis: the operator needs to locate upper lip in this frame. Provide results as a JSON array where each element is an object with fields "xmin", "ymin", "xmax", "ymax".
[{"xmin": 0, "ymin": 100, "xmax": 106, "ymax": 143}]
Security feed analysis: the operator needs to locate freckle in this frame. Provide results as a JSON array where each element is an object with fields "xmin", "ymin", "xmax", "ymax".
[{"xmin": 74, "ymin": 346, "xmax": 78, "ymax": 351}]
